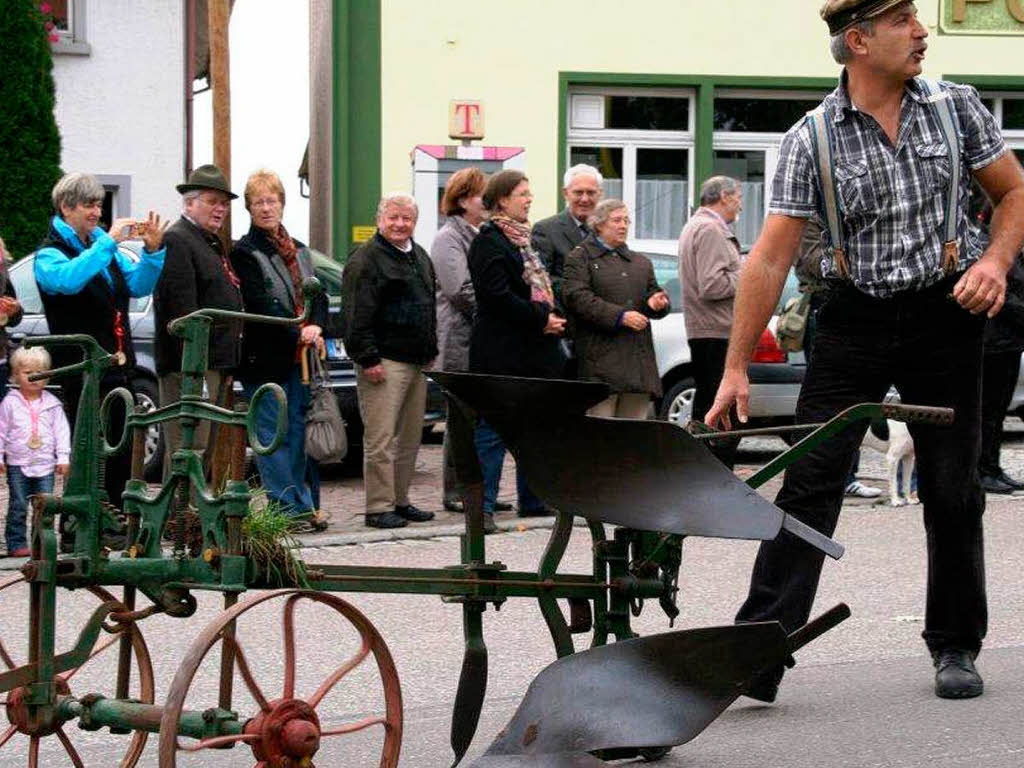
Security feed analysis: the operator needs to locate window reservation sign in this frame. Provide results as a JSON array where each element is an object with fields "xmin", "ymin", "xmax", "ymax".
[{"xmin": 940, "ymin": 0, "xmax": 1024, "ymax": 34}]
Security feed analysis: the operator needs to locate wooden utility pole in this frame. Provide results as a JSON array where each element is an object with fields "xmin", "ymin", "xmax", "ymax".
[
  {"xmin": 206, "ymin": 0, "xmax": 239, "ymax": 490},
  {"xmin": 208, "ymin": 0, "xmax": 231, "ymax": 241}
]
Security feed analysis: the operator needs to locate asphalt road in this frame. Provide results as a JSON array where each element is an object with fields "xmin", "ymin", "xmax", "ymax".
[{"xmin": 4, "ymin": 430, "xmax": 1024, "ymax": 766}]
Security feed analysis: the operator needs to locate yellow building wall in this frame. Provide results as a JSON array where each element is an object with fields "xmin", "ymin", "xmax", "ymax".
[{"xmin": 380, "ymin": 0, "xmax": 1023, "ymax": 219}]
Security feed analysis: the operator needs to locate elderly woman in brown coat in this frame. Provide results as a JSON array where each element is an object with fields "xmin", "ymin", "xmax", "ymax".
[{"xmin": 564, "ymin": 199, "xmax": 670, "ymax": 418}]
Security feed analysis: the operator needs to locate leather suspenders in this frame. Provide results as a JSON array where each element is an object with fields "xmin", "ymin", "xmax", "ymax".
[{"xmin": 805, "ymin": 77, "xmax": 962, "ymax": 280}]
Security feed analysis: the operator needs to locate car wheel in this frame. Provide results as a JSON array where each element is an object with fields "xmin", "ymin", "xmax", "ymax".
[
  {"xmin": 659, "ymin": 377, "xmax": 696, "ymax": 426},
  {"xmin": 132, "ymin": 378, "xmax": 165, "ymax": 482}
]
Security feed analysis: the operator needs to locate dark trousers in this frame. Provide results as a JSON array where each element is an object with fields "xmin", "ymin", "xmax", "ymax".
[
  {"xmin": 474, "ymin": 419, "xmax": 543, "ymax": 513},
  {"xmin": 979, "ymin": 349, "xmax": 1022, "ymax": 478},
  {"xmin": 688, "ymin": 336, "xmax": 738, "ymax": 468},
  {"xmin": 5, "ymin": 467, "xmax": 54, "ymax": 551},
  {"xmin": 736, "ymin": 278, "xmax": 987, "ymax": 655}
]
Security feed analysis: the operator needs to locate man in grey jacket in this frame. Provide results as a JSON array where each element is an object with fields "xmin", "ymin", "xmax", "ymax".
[{"xmin": 677, "ymin": 175, "xmax": 743, "ymax": 465}]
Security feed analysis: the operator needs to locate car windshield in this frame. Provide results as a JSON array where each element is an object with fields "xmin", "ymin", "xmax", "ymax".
[{"xmin": 644, "ymin": 252, "xmax": 682, "ymax": 312}]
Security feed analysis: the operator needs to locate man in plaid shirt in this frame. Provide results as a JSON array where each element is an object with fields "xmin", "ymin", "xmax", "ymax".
[{"xmin": 706, "ymin": 0, "xmax": 1024, "ymax": 702}]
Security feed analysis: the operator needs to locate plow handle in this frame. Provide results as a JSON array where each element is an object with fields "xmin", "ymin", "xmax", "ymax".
[
  {"xmin": 880, "ymin": 403, "xmax": 954, "ymax": 425},
  {"xmin": 786, "ymin": 603, "xmax": 851, "ymax": 654}
]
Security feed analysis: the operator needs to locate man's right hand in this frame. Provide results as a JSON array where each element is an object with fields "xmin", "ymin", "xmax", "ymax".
[
  {"xmin": 621, "ymin": 310, "xmax": 649, "ymax": 331},
  {"xmin": 703, "ymin": 368, "xmax": 750, "ymax": 430},
  {"xmin": 363, "ymin": 364, "xmax": 387, "ymax": 384}
]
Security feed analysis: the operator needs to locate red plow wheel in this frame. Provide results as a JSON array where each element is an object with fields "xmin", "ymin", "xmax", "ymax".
[
  {"xmin": 158, "ymin": 589, "xmax": 403, "ymax": 768},
  {"xmin": 0, "ymin": 573, "xmax": 155, "ymax": 767}
]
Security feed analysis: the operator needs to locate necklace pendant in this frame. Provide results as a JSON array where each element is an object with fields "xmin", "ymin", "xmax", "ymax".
[{"xmin": 27, "ymin": 434, "xmax": 42, "ymax": 450}]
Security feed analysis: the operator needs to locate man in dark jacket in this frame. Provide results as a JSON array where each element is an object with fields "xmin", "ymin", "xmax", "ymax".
[
  {"xmin": 341, "ymin": 193, "xmax": 438, "ymax": 529},
  {"xmin": 530, "ymin": 163, "xmax": 604, "ymax": 304},
  {"xmin": 979, "ymin": 256, "xmax": 1024, "ymax": 493},
  {"xmin": 153, "ymin": 165, "xmax": 244, "ymax": 478}
]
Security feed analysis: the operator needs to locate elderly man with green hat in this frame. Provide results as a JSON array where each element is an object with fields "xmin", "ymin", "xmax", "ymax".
[
  {"xmin": 153, "ymin": 164, "xmax": 244, "ymax": 479},
  {"xmin": 705, "ymin": 0, "xmax": 1024, "ymax": 701}
]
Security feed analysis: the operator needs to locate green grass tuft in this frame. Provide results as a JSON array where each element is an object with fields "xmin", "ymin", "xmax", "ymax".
[{"xmin": 242, "ymin": 493, "xmax": 309, "ymax": 587}]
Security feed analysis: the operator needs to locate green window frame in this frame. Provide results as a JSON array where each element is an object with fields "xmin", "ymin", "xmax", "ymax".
[{"xmin": 558, "ymin": 73, "xmax": 836, "ymax": 211}]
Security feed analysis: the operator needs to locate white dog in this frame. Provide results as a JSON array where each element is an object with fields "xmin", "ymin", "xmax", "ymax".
[{"xmin": 861, "ymin": 419, "xmax": 916, "ymax": 506}]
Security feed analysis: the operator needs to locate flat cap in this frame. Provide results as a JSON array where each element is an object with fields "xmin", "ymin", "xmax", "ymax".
[{"xmin": 820, "ymin": 0, "xmax": 908, "ymax": 35}]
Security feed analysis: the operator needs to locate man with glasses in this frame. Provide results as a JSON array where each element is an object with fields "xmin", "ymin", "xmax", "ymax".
[
  {"xmin": 531, "ymin": 164, "xmax": 604, "ymax": 307},
  {"xmin": 154, "ymin": 165, "xmax": 244, "ymax": 478}
]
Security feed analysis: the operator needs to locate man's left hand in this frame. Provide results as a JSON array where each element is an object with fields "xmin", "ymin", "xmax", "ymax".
[
  {"xmin": 647, "ymin": 291, "xmax": 669, "ymax": 312},
  {"xmin": 953, "ymin": 255, "xmax": 1007, "ymax": 317},
  {"xmin": 301, "ymin": 324, "xmax": 322, "ymax": 346}
]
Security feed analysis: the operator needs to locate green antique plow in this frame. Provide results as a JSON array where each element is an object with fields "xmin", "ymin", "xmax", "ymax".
[{"xmin": 0, "ymin": 279, "xmax": 953, "ymax": 767}]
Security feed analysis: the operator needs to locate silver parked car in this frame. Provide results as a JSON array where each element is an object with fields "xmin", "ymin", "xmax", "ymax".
[{"xmin": 646, "ymin": 252, "xmax": 805, "ymax": 431}]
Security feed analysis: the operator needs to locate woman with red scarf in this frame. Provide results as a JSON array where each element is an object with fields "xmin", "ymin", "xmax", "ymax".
[{"xmin": 231, "ymin": 170, "xmax": 328, "ymax": 530}]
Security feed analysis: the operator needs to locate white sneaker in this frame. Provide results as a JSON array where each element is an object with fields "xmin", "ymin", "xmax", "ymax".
[{"xmin": 845, "ymin": 480, "xmax": 882, "ymax": 498}]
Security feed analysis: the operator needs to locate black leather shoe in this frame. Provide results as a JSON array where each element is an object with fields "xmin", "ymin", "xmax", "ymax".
[
  {"xmin": 366, "ymin": 511, "xmax": 408, "ymax": 529},
  {"xmin": 934, "ymin": 649, "xmax": 983, "ymax": 699},
  {"xmin": 980, "ymin": 474, "xmax": 1015, "ymax": 494},
  {"xmin": 998, "ymin": 471, "xmax": 1024, "ymax": 491},
  {"xmin": 483, "ymin": 513, "xmax": 497, "ymax": 535},
  {"xmin": 494, "ymin": 501, "xmax": 513, "ymax": 512},
  {"xmin": 518, "ymin": 505, "xmax": 557, "ymax": 518},
  {"xmin": 744, "ymin": 666, "xmax": 784, "ymax": 703},
  {"xmin": 395, "ymin": 504, "xmax": 435, "ymax": 522},
  {"xmin": 443, "ymin": 499, "xmax": 464, "ymax": 513}
]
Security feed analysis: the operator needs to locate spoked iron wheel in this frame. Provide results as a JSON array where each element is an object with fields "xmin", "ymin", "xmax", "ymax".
[
  {"xmin": 158, "ymin": 589, "xmax": 402, "ymax": 767},
  {"xmin": 0, "ymin": 573, "xmax": 155, "ymax": 766}
]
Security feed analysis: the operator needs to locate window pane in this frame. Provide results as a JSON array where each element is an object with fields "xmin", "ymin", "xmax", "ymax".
[
  {"xmin": 713, "ymin": 150, "xmax": 765, "ymax": 249},
  {"xmin": 569, "ymin": 146, "xmax": 623, "ymax": 199},
  {"xmin": 635, "ymin": 148, "xmax": 689, "ymax": 240},
  {"xmin": 1004, "ymin": 99, "xmax": 1024, "ymax": 130},
  {"xmin": 714, "ymin": 98, "xmax": 821, "ymax": 132},
  {"xmin": 606, "ymin": 96, "xmax": 689, "ymax": 131}
]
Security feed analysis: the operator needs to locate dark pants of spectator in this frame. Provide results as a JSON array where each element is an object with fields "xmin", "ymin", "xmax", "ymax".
[
  {"xmin": 979, "ymin": 348, "xmax": 1022, "ymax": 478},
  {"xmin": 736, "ymin": 277, "xmax": 987, "ymax": 656},
  {"xmin": 307, "ymin": 461, "xmax": 321, "ymax": 511},
  {"xmin": 63, "ymin": 372, "xmax": 131, "ymax": 511},
  {"xmin": 244, "ymin": 368, "xmax": 315, "ymax": 517},
  {"xmin": 474, "ymin": 419, "xmax": 543, "ymax": 514},
  {"xmin": 688, "ymin": 337, "xmax": 739, "ymax": 468},
  {"xmin": 5, "ymin": 468, "xmax": 54, "ymax": 551}
]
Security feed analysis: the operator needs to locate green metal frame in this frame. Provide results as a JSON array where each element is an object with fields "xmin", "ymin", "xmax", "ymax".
[{"xmin": 0, "ymin": 277, "xmax": 920, "ymax": 753}]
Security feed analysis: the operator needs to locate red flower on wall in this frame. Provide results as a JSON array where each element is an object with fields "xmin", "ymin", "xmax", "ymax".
[{"xmin": 39, "ymin": 2, "xmax": 60, "ymax": 42}]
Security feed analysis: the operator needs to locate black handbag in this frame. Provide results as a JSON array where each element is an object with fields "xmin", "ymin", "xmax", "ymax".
[{"xmin": 305, "ymin": 351, "xmax": 347, "ymax": 463}]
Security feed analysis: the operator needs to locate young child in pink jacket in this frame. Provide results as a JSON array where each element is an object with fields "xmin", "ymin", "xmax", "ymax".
[{"xmin": 1, "ymin": 347, "xmax": 70, "ymax": 557}]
